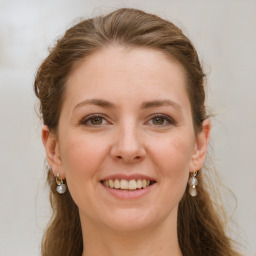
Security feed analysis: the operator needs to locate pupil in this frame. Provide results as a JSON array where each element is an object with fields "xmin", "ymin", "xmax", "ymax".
[
  {"xmin": 91, "ymin": 117, "xmax": 102, "ymax": 125},
  {"xmin": 153, "ymin": 117, "xmax": 164, "ymax": 125}
]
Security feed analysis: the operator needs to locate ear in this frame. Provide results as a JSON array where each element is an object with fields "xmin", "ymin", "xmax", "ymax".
[
  {"xmin": 190, "ymin": 119, "xmax": 211, "ymax": 172},
  {"xmin": 42, "ymin": 125, "xmax": 65, "ymax": 179}
]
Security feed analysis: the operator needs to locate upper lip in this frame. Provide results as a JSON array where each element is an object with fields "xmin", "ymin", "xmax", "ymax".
[{"xmin": 101, "ymin": 174, "xmax": 156, "ymax": 181}]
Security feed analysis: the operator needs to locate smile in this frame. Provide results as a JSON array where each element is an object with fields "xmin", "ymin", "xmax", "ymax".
[{"xmin": 101, "ymin": 179, "xmax": 156, "ymax": 190}]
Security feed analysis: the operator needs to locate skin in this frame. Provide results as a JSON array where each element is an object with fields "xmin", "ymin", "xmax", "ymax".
[{"xmin": 42, "ymin": 46, "xmax": 210, "ymax": 256}]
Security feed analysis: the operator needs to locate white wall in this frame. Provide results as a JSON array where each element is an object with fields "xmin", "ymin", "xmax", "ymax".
[{"xmin": 0, "ymin": 0, "xmax": 255, "ymax": 255}]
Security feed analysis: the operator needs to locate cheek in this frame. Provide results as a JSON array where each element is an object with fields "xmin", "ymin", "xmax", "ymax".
[
  {"xmin": 59, "ymin": 133, "xmax": 111, "ymax": 209},
  {"xmin": 60, "ymin": 133, "xmax": 109, "ymax": 183},
  {"xmin": 149, "ymin": 132, "xmax": 194, "ymax": 181},
  {"xmin": 142, "ymin": 133, "xmax": 195, "ymax": 220}
]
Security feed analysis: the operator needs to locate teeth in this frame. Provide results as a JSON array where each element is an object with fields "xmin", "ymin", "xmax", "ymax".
[
  {"xmin": 120, "ymin": 179, "xmax": 128, "ymax": 189},
  {"xmin": 137, "ymin": 179, "xmax": 142, "ymax": 189},
  {"xmin": 128, "ymin": 180, "xmax": 137, "ymax": 190},
  {"xmin": 109, "ymin": 179, "xmax": 114, "ymax": 188},
  {"xmin": 103, "ymin": 179, "xmax": 153, "ymax": 190},
  {"xmin": 114, "ymin": 179, "xmax": 120, "ymax": 189}
]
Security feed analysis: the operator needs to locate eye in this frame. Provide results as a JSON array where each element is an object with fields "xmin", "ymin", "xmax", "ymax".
[
  {"xmin": 147, "ymin": 114, "xmax": 175, "ymax": 126},
  {"xmin": 90, "ymin": 116, "xmax": 104, "ymax": 125},
  {"xmin": 80, "ymin": 114, "xmax": 108, "ymax": 126},
  {"xmin": 152, "ymin": 116, "xmax": 165, "ymax": 125}
]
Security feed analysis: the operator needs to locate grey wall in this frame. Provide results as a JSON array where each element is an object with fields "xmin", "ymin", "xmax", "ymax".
[{"xmin": 0, "ymin": 0, "xmax": 255, "ymax": 255}]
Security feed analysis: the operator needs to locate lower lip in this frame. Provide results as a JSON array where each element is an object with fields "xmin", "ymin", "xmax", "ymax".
[{"xmin": 101, "ymin": 183, "xmax": 155, "ymax": 199}]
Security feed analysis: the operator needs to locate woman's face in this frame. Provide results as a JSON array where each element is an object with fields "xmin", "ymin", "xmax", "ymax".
[{"xmin": 44, "ymin": 46, "xmax": 209, "ymax": 233}]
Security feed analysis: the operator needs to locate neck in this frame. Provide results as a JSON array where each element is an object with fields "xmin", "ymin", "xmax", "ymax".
[{"xmin": 80, "ymin": 213, "xmax": 182, "ymax": 256}]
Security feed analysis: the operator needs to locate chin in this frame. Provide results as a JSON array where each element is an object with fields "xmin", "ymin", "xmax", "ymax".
[{"xmin": 100, "ymin": 208, "xmax": 160, "ymax": 233}]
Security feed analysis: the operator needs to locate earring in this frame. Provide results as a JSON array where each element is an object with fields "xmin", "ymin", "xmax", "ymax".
[
  {"xmin": 56, "ymin": 172, "xmax": 67, "ymax": 194},
  {"xmin": 188, "ymin": 171, "xmax": 198, "ymax": 197}
]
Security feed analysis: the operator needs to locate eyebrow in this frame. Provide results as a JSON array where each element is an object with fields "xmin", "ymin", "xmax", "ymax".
[
  {"xmin": 74, "ymin": 99, "xmax": 115, "ymax": 111},
  {"xmin": 73, "ymin": 98, "xmax": 181, "ymax": 111},
  {"xmin": 141, "ymin": 100, "xmax": 181, "ymax": 111}
]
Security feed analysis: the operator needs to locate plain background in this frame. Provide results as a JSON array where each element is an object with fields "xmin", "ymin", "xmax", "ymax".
[{"xmin": 0, "ymin": 0, "xmax": 255, "ymax": 255}]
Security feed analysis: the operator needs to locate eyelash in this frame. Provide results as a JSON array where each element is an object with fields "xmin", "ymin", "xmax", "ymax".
[
  {"xmin": 80, "ymin": 114, "xmax": 109, "ymax": 126},
  {"xmin": 80, "ymin": 114, "xmax": 176, "ymax": 127},
  {"xmin": 147, "ymin": 114, "xmax": 176, "ymax": 126}
]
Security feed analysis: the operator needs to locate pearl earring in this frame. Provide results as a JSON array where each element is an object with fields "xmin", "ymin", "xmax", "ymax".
[
  {"xmin": 56, "ymin": 172, "xmax": 67, "ymax": 194},
  {"xmin": 188, "ymin": 171, "xmax": 198, "ymax": 197}
]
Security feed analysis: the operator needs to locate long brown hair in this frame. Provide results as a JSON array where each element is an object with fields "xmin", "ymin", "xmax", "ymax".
[{"xmin": 34, "ymin": 8, "xmax": 241, "ymax": 256}]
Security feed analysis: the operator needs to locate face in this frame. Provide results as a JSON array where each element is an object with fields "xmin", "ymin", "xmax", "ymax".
[{"xmin": 43, "ymin": 46, "xmax": 209, "ymax": 233}]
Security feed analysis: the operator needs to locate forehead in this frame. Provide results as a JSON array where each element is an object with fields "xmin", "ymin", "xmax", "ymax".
[{"xmin": 65, "ymin": 45, "xmax": 190, "ymax": 108}]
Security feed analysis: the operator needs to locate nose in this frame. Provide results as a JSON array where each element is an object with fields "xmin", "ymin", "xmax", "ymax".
[{"xmin": 110, "ymin": 123, "xmax": 146, "ymax": 163}]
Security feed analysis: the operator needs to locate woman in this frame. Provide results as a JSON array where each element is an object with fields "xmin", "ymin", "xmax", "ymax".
[{"xmin": 34, "ymin": 8, "xmax": 241, "ymax": 256}]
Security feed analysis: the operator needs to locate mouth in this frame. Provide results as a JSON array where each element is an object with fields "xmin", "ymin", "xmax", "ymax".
[{"xmin": 101, "ymin": 179, "xmax": 156, "ymax": 191}]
